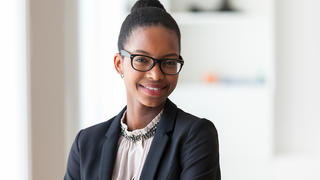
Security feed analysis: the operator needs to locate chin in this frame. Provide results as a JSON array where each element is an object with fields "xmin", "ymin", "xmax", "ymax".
[{"xmin": 139, "ymin": 97, "xmax": 167, "ymax": 108}]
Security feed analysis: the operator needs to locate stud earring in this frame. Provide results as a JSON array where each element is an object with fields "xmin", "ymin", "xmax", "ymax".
[{"xmin": 120, "ymin": 74, "xmax": 124, "ymax": 78}]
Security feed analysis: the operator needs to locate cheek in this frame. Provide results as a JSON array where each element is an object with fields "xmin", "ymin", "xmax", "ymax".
[
  {"xmin": 168, "ymin": 76, "xmax": 178, "ymax": 90},
  {"xmin": 124, "ymin": 68, "xmax": 142, "ymax": 88}
]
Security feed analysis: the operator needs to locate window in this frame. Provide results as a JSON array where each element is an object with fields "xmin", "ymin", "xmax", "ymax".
[
  {"xmin": 0, "ymin": 0, "xmax": 28, "ymax": 179},
  {"xmin": 79, "ymin": 0, "xmax": 127, "ymax": 128}
]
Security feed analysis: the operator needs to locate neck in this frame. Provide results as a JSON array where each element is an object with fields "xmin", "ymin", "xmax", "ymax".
[{"xmin": 125, "ymin": 100, "xmax": 165, "ymax": 131}]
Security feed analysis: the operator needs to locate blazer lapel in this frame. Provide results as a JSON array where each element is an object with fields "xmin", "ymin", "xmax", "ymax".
[
  {"xmin": 140, "ymin": 99, "xmax": 178, "ymax": 179},
  {"xmin": 99, "ymin": 107, "xmax": 126, "ymax": 180}
]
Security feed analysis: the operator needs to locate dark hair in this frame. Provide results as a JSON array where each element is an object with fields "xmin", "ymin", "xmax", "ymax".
[{"xmin": 118, "ymin": 0, "xmax": 181, "ymax": 52}]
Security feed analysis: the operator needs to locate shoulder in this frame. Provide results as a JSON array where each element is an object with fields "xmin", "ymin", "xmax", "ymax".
[
  {"xmin": 175, "ymin": 108, "xmax": 218, "ymax": 138},
  {"xmin": 76, "ymin": 117, "xmax": 116, "ymax": 146},
  {"xmin": 173, "ymin": 108, "xmax": 221, "ymax": 179},
  {"xmin": 164, "ymin": 99, "xmax": 218, "ymax": 137}
]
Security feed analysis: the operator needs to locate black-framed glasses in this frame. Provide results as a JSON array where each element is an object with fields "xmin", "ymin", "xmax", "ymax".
[{"xmin": 120, "ymin": 49, "xmax": 184, "ymax": 75}]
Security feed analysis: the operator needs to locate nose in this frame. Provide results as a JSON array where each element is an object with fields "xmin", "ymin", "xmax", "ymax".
[{"xmin": 146, "ymin": 63, "xmax": 164, "ymax": 81}]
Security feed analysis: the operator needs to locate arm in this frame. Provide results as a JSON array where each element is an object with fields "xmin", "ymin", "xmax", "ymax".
[
  {"xmin": 64, "ymin": 130, "xmax": 82, "ymax": 180},
  {"xmin": 180, "ymin": 119, "xmax": 221, "ymax": 180}
]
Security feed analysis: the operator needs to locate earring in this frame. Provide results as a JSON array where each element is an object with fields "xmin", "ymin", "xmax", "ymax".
[{"xmin": 120, "ymin": 74, "xmax": 124, "ymax": 78}]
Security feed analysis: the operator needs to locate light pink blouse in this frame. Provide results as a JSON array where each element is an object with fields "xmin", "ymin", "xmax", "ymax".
[{"xmin": 111, "ymin": 110, "xmax": 163, "ymax": 180}]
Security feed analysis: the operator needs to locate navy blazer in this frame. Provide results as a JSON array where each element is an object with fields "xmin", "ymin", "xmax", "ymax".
[{"xmin": 64, "ymin": 99, "xmax": 220, "ymax": 180}]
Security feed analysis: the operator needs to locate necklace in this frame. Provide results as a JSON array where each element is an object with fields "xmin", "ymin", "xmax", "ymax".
[{"xmin": 120, "ymin": 121, "xmax": 159, "ymax": 142}]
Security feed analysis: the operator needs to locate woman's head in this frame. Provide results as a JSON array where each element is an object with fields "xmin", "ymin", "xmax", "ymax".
[
  {"xmin": 114, "ymin": 0, "xmax": 182, "ymax": 108},
  {"xmin": 118, "ymin": 0, "xmax": 181, "ymax": 52}
]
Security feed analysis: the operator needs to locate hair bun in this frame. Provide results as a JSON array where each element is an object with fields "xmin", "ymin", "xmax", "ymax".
[{"xmin": 131, "ymin": 0, "xmax": 166, "ymax": 13}]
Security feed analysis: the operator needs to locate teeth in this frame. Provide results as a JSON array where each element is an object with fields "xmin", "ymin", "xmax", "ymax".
[{"xmin": 145, "ymin": 86, "xmax": 161, "ymax": 91}]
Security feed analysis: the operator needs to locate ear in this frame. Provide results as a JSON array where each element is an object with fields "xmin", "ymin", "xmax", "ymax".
[{"xmin": 114, "ymin": 53, "xmax": 123, "ymax": 75}]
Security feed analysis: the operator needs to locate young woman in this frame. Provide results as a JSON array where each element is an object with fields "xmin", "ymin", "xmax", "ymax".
[{"xmin": 65, "ymin": 0, "xmax": 220, "ymax": 179}]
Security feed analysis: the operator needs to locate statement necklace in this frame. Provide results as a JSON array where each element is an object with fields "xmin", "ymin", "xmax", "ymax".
[{"xmin": 120, "ymin": 121, "xmax": 159, "ymax": 142}]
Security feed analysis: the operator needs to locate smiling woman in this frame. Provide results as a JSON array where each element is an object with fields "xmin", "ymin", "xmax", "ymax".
[
  {"xmin": 65, "ymin": 0, "xmax": 220, "ymax": 179},
  {"xmin": 115, "ymin": 25, "xmax": 180, "ymax": 112}
]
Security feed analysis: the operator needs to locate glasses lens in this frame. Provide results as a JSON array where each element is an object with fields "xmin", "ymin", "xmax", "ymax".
[
  {"xmin": 161, "ymin": 60, "xmax": 182, "ymax": 75},
  {"xmin": 132, "ymin": 55, "xmax": 153, "ymax": 71}
]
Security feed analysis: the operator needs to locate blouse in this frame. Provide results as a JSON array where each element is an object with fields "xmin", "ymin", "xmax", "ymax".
[{"xmin": 111, "ymin": 110, "xmax": 163, "ymax": 180}]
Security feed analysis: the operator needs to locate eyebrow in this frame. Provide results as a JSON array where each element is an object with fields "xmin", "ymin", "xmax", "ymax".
[{"xmin": 133, "ymin": 49, "xmax": 179, "ymax": 58}]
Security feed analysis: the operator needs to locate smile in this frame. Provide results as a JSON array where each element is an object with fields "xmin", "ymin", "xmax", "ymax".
[
  {"xmin": 145, "ymin": 86, "xmax": 161, "ymax": 91},
  {"xmin": 139, "ymin": 84, "xmax": 167, "ymax": 96}
]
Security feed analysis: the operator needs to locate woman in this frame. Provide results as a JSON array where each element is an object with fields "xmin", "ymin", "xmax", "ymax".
[{"xmin": 64, "ymin": 0, "xmax": 220, "ymax": 179}]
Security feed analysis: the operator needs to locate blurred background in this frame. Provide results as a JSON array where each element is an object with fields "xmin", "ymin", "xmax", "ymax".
[{"xmin": 1, "ymin": 0, "xmax": 320, "ymax": 179}]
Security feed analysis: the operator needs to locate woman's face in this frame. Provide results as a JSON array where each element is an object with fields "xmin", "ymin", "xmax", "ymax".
[{"xmin": 114, "ymin": 25, "xmax": 180, "ymax": 108}]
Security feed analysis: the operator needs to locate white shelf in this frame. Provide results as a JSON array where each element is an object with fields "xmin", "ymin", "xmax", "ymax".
[
  {"xmin": 168, "ymin": 1, "xmax": 274, "ymax": 85},
  {"xmin": 168, "ymin": 0, "xmax": 274, "ymax": 16},
  {"xmin": 172, "ymin": 11, "xmax": 256, "ymax": 25},
  {"xmin": 176, "ymin": 17, "xmax": 273, "ymax": 83}
]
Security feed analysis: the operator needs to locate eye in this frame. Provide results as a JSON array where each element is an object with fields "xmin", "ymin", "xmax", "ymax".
[
  {"xmin": 164, "ymin": 60, "xmax": 178, "ymax": 66},
  {"xmin": 134, "ymin": 56, "xmax": 150, "ymax": 63}
]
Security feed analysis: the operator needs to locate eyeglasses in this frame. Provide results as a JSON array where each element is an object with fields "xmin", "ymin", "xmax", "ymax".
[{"xmin": 120, "ymin": 49, "xmax": 184, "ymax": 75}]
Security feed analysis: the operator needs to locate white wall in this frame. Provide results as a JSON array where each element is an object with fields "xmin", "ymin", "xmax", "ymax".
[
  {"xmin": 275, "ymin": 0, "xmax": 320, "ymax": 155},
  {"xmin": 0, "ymin": 1, "xmax": 28, "ymax": 179},
  {"xmin": 275, "ymin": 2, "xmax": 320, "ymax": 178}
]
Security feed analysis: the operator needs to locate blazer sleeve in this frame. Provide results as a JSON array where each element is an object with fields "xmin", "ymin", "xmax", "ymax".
[
  {"xmin": 180, "ymin": 119, "xmax": 221, "ymax": 180},
  {"xmin": 64, "ymin": 130, "xmax": 82, "ymax": 180}
]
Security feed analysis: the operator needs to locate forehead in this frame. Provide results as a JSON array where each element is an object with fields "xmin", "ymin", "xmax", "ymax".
[{"xmin": 124, "ymin": 25, "xmax": 179, "ymax": 55}]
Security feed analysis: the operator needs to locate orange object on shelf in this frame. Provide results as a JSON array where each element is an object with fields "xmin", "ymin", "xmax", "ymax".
[{"xmin": 203, "ymin": 72, "xmax": 219, "ymax": 83}]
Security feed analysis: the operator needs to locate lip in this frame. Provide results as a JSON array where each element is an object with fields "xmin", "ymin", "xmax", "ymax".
[{"xmin": 139, "ymin": 84, "xmax": 167, "ymax": 96}]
